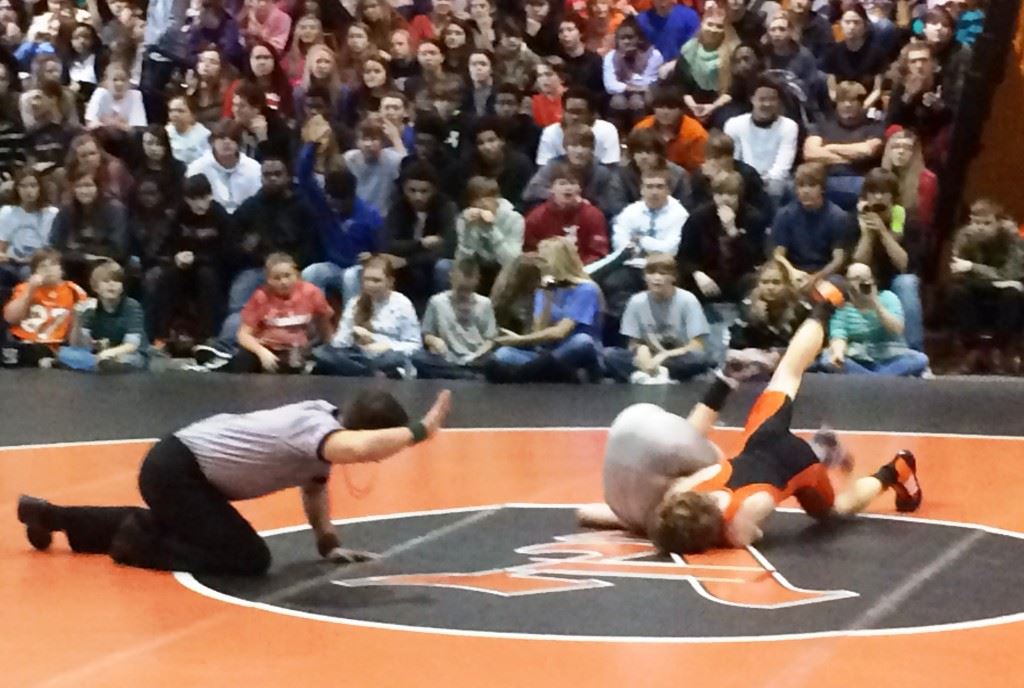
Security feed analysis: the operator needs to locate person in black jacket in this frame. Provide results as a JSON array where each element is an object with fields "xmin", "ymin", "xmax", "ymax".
[
  {"xmin": 557, "ymin": 15, "xmax": 605, "ymax": 103},
  {"xmin": 145, "ymin": 175, "xmax": 232, "ymax": 346},
  {"xmin": 229, "ymin": 80, "xmax": 295, "ymax": 162},
  {"xmin": 400, "ymin": 110, "xmax": 459, "ymax": 190},
  {"xmin": 50, "ymin": 170, "xmax": 128, "ymax": 286},
  {"xmin": 688, "ymin": 130, "xmax": 772, "ymax": 221},
  {"xmin": 382, "ymin": 161, "xmax": 458, "ymax": 310},
  {"xmin": 452, "ymin": 115, "xmax": 535, "ymax": 210},
  {"xmin": 129, "ymin": 177, "xmax": 175, "ymax": 301},
  {"xmin": 493, "ymin": 82, "xmax": 541, "ymax": 162},
  {"xmin": 132, "ymin": 125, "xmax": 186, "ymax": 205},
  {"xmin": 677, "ymin": 169, "xmax": 767, "ymax": 304}
]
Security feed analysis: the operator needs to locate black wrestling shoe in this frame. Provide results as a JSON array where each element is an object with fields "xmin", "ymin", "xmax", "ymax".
[
  {"xmin": 17, "ymin": 495, "xmax": 56, "ymax": 551},
  {"xmin": 889, "ymin": 450, "xmax": 922, "ymax": 512}
]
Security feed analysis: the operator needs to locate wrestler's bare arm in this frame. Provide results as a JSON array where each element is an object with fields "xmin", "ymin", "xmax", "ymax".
[{"xmin": 722, "ymin": 491, "xmax": 776, "ymax": 548}]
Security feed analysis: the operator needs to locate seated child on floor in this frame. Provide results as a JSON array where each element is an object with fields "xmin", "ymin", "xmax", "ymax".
[
  {"xmin": 226, "ymin": 252, "xmax": 335, "ymax": 374},
  {"xmin": 2, "ymin": 248, "xmax": 88, "ymax": 367}
]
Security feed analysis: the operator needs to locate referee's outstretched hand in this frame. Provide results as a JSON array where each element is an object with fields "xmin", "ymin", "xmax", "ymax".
[{"xmin": 422, "ymin": 390, "xmax": 452, "ymax": 439}]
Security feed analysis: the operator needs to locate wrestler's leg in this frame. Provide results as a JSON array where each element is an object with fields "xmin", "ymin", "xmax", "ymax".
[
  {"xmin": 765, "ymin": 280, "xmax": 845, "ymax": 398},
  {"xmin": 834, "ymin": 451, "xmax": 922, "ymax": 515},
  {"xmin": 576, "ymin": 504, "xmax": 625, "ymax": 529}
]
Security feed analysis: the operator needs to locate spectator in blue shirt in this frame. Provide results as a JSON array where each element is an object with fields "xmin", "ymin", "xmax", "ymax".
[
  {"xmin": 296, "ymin": 117, "xmax": 383, "ymax": 306},
  {"xmin": 771, "ymin": 162, "xmax": 856, "ymax": 293},
  {"xmin": 486, "ymin": 236, "xmax": 604, "ymax": 382},
  {"xmin": 637, "ymin": 0, "xmax": 699, "ymax": 76}
]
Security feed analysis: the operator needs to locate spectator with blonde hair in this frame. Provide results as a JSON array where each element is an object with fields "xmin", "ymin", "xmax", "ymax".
[
  {"xmin": 674, "ymin": 6, "xmax": 739, "ymax": 126},
  {"xmin": 486, "ymin": 235, "xmax": 604, "ymax": 382},
  {"xmin": 293, "ymin": 43, "xmax": 344, "ymax": 121},
  {"xmin": 726, "ymin": 258, "xmax": 808, "ymax": 380},
  {"xmin": 57, "ymin": 260, "xmax": 147, "ymax": 372},
  {"xmin": 881, "ymin": 128, "xmax": 937, "ymax": 231},
  {"xmin": 281, "ymin": 14, "xmax": 325, "ymax": 85}
]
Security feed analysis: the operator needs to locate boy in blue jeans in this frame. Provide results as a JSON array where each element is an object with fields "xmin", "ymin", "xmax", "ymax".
[{"xmin": 58, "ymin": 261, "xmax": 147, "ymax": 372}]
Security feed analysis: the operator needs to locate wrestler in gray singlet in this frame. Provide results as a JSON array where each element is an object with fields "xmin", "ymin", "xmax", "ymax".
[{"xmin": 602, "ymin": 403, "xmax": 721, "ymax": 534}]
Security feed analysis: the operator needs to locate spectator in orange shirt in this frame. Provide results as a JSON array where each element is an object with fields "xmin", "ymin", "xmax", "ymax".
[
  {"xmin": 3, "ymin": 248, "xmax": 88, "ymax": 367},
  {"xmin": 632, "ymin": 86, "xmax": 708, "ymax": 172}
]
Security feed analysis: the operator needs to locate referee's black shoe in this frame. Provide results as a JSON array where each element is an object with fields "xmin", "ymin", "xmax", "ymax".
[{"xmin": 17, "ymin": 495, "xmax": 56, "ymax": 551}]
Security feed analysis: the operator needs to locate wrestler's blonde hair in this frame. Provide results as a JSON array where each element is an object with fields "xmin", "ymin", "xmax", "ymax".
[{"xmin": 649, "ymin": 491, "xmax": 724, "ymax": 554}]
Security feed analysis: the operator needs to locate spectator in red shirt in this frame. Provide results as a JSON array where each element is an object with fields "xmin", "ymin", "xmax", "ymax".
[
  {"xmin": 225, "ymin": 252, "xmax": 334, "ymax": 374},
  {"xmin": 523, "ymin": 162, "xmax": 609, "ymax": 265},
  {"xmin": 531, "ymin": 59, "xmax": 566, "ymax": 127}
]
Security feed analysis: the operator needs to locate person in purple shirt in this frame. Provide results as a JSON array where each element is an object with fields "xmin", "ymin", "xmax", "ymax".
[
  {"xmin": 637, "ymin": 0, "xmax": 700, "ymax": 74},
  {"xmin": 16, "ymin": 390, "xmax": 453, "ymax": 576}
]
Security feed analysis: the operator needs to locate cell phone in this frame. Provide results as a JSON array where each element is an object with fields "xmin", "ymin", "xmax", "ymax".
[{"xmin": 859, "ymin": 282, "xmax": 873, "ymax": 295}]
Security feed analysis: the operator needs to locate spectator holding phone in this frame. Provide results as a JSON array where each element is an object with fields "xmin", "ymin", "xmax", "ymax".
[{"xmin": 819, "ymin": 261, "xmax": 929, "ymax": 377}]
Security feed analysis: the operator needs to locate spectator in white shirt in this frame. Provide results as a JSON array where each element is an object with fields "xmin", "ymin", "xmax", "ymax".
[
  {"xmin": 185, "ymin": 120, "xmax": 262, "ymax": 214},
  {"xmin": 165, "ymin": 95, "xmax": 211, "ymax": 165},
  {"xmin": 536, "ymin": 87, "xmax": 621, "ymax": 166},
  {"xmin": 588, "ymin": 165, "xmax": 688, "ymax": 320},
  {"xmin": 84, "ymin": 62, "xmax": 147, "ymax": 131},
  {"xmin": 723, "ymin": 75, "xmax": 798, "ymax": 201}
]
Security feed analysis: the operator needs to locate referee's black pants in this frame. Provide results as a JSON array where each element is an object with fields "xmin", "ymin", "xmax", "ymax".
[{"xmin": 53, "ymin": 436, "xmax": 271, "ymax": 576}]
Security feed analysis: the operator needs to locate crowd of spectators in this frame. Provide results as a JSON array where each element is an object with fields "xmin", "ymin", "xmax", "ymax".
[{"xmin": 0, "ymin": 0, "xmax": 1019, "ymax": 380}]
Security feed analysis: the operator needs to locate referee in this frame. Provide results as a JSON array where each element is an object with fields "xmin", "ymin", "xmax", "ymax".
[{"xmin": 16, "ymin": 389, "xmax": 452, "ymax": 576}]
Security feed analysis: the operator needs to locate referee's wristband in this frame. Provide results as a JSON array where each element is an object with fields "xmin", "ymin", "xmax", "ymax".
[{"xmin": 408, "ymin": 420, "xmax": 428, "ymax": 444}]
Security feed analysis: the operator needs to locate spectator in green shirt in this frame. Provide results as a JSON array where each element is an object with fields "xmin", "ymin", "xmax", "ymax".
[{"xmin": 56, "ymin": 261, "xmax": 147, "ymax": 372}]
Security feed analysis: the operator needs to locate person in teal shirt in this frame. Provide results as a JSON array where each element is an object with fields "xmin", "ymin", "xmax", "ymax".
[{"xmin": 818, "ymin": 262, "xmax": 929, "ymax": 376}]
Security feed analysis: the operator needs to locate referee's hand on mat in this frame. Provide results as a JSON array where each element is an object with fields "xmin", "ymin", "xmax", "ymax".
[{"xmin": 317, "ymin": 531, "xmax": 380, "ymax": 563}]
